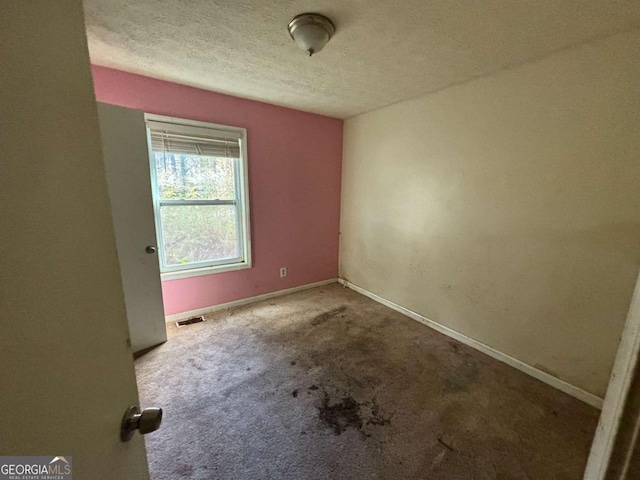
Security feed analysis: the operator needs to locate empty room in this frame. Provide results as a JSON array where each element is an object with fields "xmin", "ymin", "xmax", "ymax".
[{"xmin": 3, "ymin": 1, "xmax": 640, "ymax": 479}]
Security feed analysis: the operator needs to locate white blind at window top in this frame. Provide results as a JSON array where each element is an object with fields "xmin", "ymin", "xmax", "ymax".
[{"xmin": 148, "ymin": 121, "xmax": 241, "ymax": 159}]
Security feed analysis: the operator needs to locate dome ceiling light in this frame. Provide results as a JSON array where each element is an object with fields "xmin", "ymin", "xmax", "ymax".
[{"xmin": 287, "ymin": 13, "xmax": 335, "ymax": 57}]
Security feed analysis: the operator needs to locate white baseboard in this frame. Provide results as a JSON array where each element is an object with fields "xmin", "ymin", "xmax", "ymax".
[
  {"xmin": 338, "ymin": 278, "xmax": 604, "ymax": 409},
  {"xmin": 165, "ymin": 278, "xmax": 338, "ymax": 323}
]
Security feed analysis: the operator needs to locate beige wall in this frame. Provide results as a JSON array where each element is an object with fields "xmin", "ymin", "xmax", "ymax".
[
  {"xmin": 340, "ymin": 30, "xmax": 640, "ymax": 398},
  {"xmin": 0, "ymin": 1, "xmax": 149, "ymax": 478}
]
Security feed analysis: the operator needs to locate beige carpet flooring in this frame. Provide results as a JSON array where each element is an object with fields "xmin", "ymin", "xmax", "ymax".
[{"xmin": 135, "ymin": 283, "xmax": 599, "ymax": 479}]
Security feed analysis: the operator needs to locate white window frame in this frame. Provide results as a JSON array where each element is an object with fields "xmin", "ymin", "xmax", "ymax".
[{"xmin": 145, "ymin": 113, "xmax": 251, "ymax": 280}]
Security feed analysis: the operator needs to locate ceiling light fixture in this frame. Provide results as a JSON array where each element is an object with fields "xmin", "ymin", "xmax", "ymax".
[{"xmin": 287, "ymin": 13, "xmax": 335, "ymax": 57}]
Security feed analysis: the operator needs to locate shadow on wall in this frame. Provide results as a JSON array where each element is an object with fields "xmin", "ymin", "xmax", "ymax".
[{"xmin": 347, "ymin": 220, "xmax": 640, "ymax": 397}]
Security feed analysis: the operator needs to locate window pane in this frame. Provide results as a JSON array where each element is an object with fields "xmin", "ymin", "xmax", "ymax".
[
  {"xmin": 160, "ymin": 205, "xmax": 239, "ymax": 266},
  {"xmin": 153, "ymin": 152, "xmax": 236, "ymax": 200}
]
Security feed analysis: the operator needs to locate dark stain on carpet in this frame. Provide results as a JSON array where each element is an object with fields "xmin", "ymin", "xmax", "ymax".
[
  {"xmin": 366, "ymin": 403, "xmax": 391, "ymax": 427},
  {"xmin": 311, "ymin": 306, "xmax": 347, "ymax": 326},
  {"xmin": 319, "ymin": 393, "xmax": 362, "ymax": 435},
  {"xmin": 437, "ymin": 436, "xmax": 455, "ymax": 451},
  {"xmin": 187, "ymin": 358, "xmax": 205, "ymax": 371},
  {"xmin": 316, "ymin": 390, "xmax": 390, "ymax": 436},
  {"xmin": 173, "ymin": 463, "xmax": 194, "ymax": 477},
  {"xmin": 444, "ymin": 363, "xmax": 480, "ymax": 393}
]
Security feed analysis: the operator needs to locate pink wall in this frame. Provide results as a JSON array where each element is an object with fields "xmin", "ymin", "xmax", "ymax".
[{"xmin": 92, "ymin": 66, "xmax": 343, "ymax": 316}]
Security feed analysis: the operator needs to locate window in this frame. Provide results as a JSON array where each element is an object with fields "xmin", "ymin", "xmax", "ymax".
[{"xmin": 145, "ymin": 114, "xmax": 251, "ymax": 280}]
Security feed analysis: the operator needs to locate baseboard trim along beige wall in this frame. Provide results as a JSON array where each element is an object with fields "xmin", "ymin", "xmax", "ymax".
[
  {"xmin": 338, "ymin": 278, "xmax": 604, "ymax": 409},
  {"xmin": 168, "ymin": 275, "xmax": 604, "ymax": 408},
  {"xmin": 165, "ymin": 279, "xmax": 339, "ymax": 323}
]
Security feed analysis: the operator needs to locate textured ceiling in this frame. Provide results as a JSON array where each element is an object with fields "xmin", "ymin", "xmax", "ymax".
[{"xmin": 84, "ymin": 0, "xmax": 640, "ymax": 119}]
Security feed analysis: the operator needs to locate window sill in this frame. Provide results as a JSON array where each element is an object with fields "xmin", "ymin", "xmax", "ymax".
[{"xmin": 160, "ymin": 261, "xmax": 251, "ymax": 281}]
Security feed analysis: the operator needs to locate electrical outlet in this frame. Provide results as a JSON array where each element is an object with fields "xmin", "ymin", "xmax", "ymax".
[{"xmin": 280, "ymin": 267, "xmax": 287, "ymax": 278}]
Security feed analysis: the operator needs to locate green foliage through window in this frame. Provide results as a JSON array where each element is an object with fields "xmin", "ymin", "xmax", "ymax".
[
  {"xmin": 155, "ymin": 153, "xmax": 235, "ymax": 201},
  {"xmin": 153, "ymin": 152, "xmax": 240, "ymax": 267}
]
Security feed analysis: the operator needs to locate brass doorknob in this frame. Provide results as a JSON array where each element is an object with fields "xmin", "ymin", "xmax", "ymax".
[{"xmin": 120, "ymin": 406, "xmax": 163, "ymax": 442}]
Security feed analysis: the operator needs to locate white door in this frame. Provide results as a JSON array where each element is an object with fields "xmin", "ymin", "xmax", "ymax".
[
  {"xmin": 98, "ymin": 103, "xmax": 168, "ymax": 353},
  {"xmin": 1, "ymin": 0, "xmax": 153, "ymax": 477}
]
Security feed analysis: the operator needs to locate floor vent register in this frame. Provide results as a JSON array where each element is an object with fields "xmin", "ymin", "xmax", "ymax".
[{"xmin": 176, "ymin": 316, "xmax": 206, "ymax": 327}]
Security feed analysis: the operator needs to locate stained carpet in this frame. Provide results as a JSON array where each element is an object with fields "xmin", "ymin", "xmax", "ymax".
[{"xmin": 135, "ymin": 283, "xmax": 599, "ymax": 479}]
